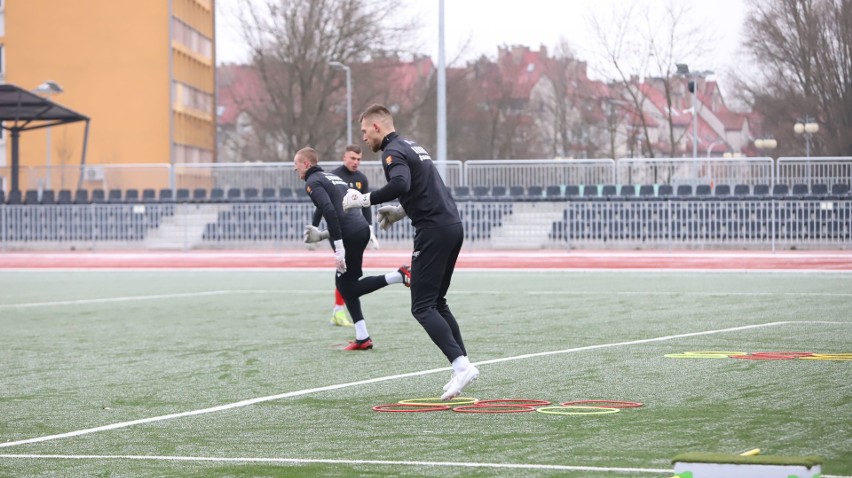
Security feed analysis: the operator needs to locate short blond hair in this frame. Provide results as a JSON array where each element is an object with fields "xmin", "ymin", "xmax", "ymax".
[
  {"xmin": 359, "ymin": 104, "xmax": 394, "ymax": 128},
  {"xmin": 296, "ymin": 147, "xmax": 319, "ymax": 165}
]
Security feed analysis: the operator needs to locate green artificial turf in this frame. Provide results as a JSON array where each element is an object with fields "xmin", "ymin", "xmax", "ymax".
[{"xmin": 1, "ymin": 270, "xmax": 850, "ymax": 477}]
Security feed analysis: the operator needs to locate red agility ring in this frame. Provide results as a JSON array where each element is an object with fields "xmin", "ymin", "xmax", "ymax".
[
  {"xmin": 560, "ymin": 400, "xmax": 643, "ymax": 408},
  {"xmin": 453, "ymin": 405, "xmax": 536, "ymax": 413},
  {"xmin": 474, "ymin": 399, "xmax": 552, "ymax": 407},
  {"xmin": 372, "ymin": 404, "xmax": 450, "ymax": 412},
  {"xmin": 731, "ymin": 353, "xmax": 796, "ymax": 360}
]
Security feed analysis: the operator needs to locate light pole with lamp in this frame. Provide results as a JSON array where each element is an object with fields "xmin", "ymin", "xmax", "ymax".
[
  {"xmin": 754, "ymin": 137, "xmax": 777, "ymax": 186},
  {"xmin": 706, "ymin": 139, "xmax": 727, "ymax": 158},
  {"xmin": 754, "ymin": 137, "xmax": 777, "ymax": 154},
  {"xmin": 675, "ymin": 64, "xmax": 713, "ymax": 159},
  {"xmin": 33, "ymin": 81, "xmax": 64, "ymax": 190},
  {"xmin": 328, "ymin": 61, "xmax": 352, "ymax": 145},
  {"xmin": 793, "ymin": 117, "xmax": 818, "ymax": 184}
]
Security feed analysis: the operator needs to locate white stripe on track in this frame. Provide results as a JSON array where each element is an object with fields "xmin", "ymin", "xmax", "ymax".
[
  {"xmin": 456, "ymin": 290, "xmax": 852, "ymax": 298},
  {"xmin": 3, "ymin": 320, "xmax": 848, "ymax": 449}
]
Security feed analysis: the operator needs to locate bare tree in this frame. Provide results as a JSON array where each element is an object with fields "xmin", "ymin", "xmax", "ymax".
[
  {"xmin": 535, "ymin": 40, "xmax": 584, "ymax": 158},
  {"xmin": 55, "ymin": 129, "xmax": 75, "ymax": 190},
  {"xmin": 452, "ymin": 51, "xmax": 546, "ymax": 160},
  {"xmin": 237, "ymin": 0, "xmax": 417, "ymax": 162},
  {"xmin": 739, "ymin": 0, "xmax": 852, "ymax": 156},
  {"xmin": 591, "ymin": 0, "xmax": 710, "ymax": 158},
  {"xmin": 646, "ymin": 3, "xmax": 710, "ymax": 157}
]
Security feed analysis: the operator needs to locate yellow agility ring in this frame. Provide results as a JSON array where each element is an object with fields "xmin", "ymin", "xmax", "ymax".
[{"xmin": 799, "ymin": 353, "xmax": 852, "ymax": 361}]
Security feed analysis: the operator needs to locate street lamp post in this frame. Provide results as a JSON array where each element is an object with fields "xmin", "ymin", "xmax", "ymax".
[
  {"xmin": 328, "ymin": 61, "xmax": 352, "ymax": 145},
  {"xmin": 793, "ymin": 116, "xmax": 818, "ymax": 183},
  {"xmin": 706, "ymin": 139, "xmax": 727, "ymax": 158},
  {"xmin": 675, "ymin": 64, "xmax": 713, "ymax": 159},
  {"xmin": 754, "ymin": 137, "xmax": 777, "ymax": 153},
  {"xmin": 33, "ymin": 81, "xmax": 64, "ymax": 190}
]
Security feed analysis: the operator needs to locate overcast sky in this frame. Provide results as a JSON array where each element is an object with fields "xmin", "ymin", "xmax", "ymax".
[{"xmin": 216, "ymin": 0, "xmax": 750, "ymax": 94}]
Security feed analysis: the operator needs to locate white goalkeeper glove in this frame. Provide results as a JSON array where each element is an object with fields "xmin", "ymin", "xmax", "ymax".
[
  {"xmin": 368, "ymin": 225, "xmax": 380, "ymax": 250},
  {"xmin": 333, "ymin": 239, "xmax": 347, "ymax": 274},
  {"xmin": 342, "ymin": 189, "xmax": 371, "ymax": 211},
  {"xmin": 376, "ymin": 204, "xmax": 406, "ymax": 231},
  {"xmin": 303, "ymin": 225, "xmax": 329, "ymax": 243}
]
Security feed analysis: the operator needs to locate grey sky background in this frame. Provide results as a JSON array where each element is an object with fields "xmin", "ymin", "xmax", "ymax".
[{"xmin": 216, "ymin": 0, "xmax": 749, "ymax": 99}]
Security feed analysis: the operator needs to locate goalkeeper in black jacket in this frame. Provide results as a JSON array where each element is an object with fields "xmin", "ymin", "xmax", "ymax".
[
  {"xmin": 310, "ymin": 145, "xmax": 380, "ymax": 327},
  {"xmin": 295, "ymin": 146, "xmax": 409, "ymax": 350},
  {"xmin": 342, "ymin": 104, "xmax": 479, "ymax": 400}
]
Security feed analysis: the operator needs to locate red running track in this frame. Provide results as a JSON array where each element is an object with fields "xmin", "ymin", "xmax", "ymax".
[{"xmin": 1, "ymin": 250, "xmax": 851, "ymax": 271}]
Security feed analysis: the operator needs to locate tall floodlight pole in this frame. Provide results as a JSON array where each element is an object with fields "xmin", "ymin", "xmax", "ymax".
[
  {"xmin": 690, "ymin": 86, "xmax": 697, "ymax": 158},
  {"xmin": 436, "ymin": 0, "xmax": 447, "ymax": 180},
  {"xmin": 794, "ymin": 116, "xmax": 819, "ymax": 184},
  {"xmin": 329, "ymin": 61, "xmax": 353, "ymax": 145},
  {"xmin": 675, "ymin": 64, "xmax": 712, "ymax": 159}
]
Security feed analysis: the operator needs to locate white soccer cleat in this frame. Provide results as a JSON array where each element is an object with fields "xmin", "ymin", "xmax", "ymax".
[
  {"xmin": 441, "ymin": 365, "xmax": 479, "ymax": 401},
  {"xmin": 442, "ymin": 372, "xmax": 457, "ymax": 392}
]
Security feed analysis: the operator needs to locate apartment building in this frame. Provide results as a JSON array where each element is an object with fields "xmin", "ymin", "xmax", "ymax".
[{"xmin": 0, "ymin": 0, "xmax": 215, "ymax": 191}]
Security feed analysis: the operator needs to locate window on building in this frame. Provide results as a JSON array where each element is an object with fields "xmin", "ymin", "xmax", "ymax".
[
  {"xmin": 173, "ymin": 81, "xmax": 213, "ymax": 113},
  {"xmin": 171, "ymin": 17, "xmax": 212, "ymax": 59},
  {"xmin": 174, "ymin": 143, "xmax": 213, "ymax": 164}
]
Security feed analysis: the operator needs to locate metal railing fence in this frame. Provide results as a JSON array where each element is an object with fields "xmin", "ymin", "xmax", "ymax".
[
  {"xmin": 463, "ymin": 159, "xmax": 615, "ymax": 189},
  {"xmin": 3, "ymin": 157, "xmax": 851, "ymax": 199},
  {"xmin": 776, "ymin": 157, "xmax": 852, "ymax": 189},
  {"xmin": 615, "ymin": 157, "xmax": 775, "ymax": 186}
]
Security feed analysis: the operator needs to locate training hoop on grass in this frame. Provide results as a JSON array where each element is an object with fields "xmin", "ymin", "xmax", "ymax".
[
  {"xmin": 560, "ymin": 400, "xmax": 642, "ymax": 408},
  {"xmin": 536, "ymin": 406, "xmax": 620, "ymax": 416},
  {"xmin": 453, "ymin": 405, "xmax": 536, "ymax": 413},
  {"xmin": 665, "ymin": 351, "xmax": 747, "ymax": 359},
  {"xmin": 752, "ymin": 352, "xmax": 815, "ymax": 358},
  {"xmin": 474, "ymin": 399, "xmax": 551, "ymax": 407},
  {"xmin": 399, "ymin": 397, "xmax": 478, "ymax": 406},
  {"xmin": 372, "ymin": 404, "xmax": 450, "ymax": 412},
  {"xmin": 799, "ymin": 353, "xmax": 852, "ymax": 361},
  {"xmin": 731, "ymin": 353, "xmax": 795, "ymax": 360}
]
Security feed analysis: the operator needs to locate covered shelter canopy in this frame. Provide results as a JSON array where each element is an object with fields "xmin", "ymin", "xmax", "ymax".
[{"xmin": 0, "ymin": 83, "xmax": 90, "ymax": 193}]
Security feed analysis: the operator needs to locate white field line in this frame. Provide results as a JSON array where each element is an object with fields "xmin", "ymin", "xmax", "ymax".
[
  {"xmin": 0, "ymin": 290, "xmax": 303, "ymax": 309},
  {"xmin": 3, "ymin": 288, "xmax": 851, "ymax": 309},
  {"xmin": 0, "ymin": 454, "xmax": 671, "ymax": 474},
  {"xmin": 3, "ymin": 320, "xmax": 848, "ymax": 450},
  {"xmin": 0, "ymin": 455, "xmax": 849, "ymax": 478},
  {"xmin": 0, "ymin": 455, "xmax": 848, "ymax": 478}
]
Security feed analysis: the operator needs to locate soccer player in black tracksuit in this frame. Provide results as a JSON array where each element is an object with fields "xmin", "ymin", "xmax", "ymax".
[
  {"xmin": 310, "ymin": 145, "xmax": 380, "ymax": 327},
  {"xmin": 294, "ymin": 146, "xmax": 409, "ymax": 351},
  {"xmin": 342, "ymin": 104, "xmax": 479, "ymax": 400}
]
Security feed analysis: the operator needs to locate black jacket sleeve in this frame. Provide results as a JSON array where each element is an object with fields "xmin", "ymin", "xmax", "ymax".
[
  {"xmin": 311, "ymin": 207, "xmax": 323, "ymax": 227},
  {"xmin": 309, "ymin": 184, "xmax": 342, "ymax": 241},
  {"xmin": 369, "ymin": 161, "xmax": 410, "ymax": 205}
]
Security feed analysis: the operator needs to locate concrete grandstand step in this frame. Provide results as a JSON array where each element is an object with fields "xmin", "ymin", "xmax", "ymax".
[
  {"xmin": 489, "ymin": 202, "xmax": 565, "ymax": 249},
  {"xmin": 144, "ymin": 204, "xmax": 222, "ymax": 250}
]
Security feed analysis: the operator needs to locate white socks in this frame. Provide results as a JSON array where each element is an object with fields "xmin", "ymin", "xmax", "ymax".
[
  {"xmin": 385, "ymin": 271, "xmax": 404, "ymax": 284},
  {"xmin": 354, "ymin": 320, "xmax": 369, "ymax": 341},
  {"xmin": 333, "ymin": 305, "xmax": 345, "ymax": 313},
  {"xmin": 451, "ymin": 355, "xmax": 471, "ymax": 374}
]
